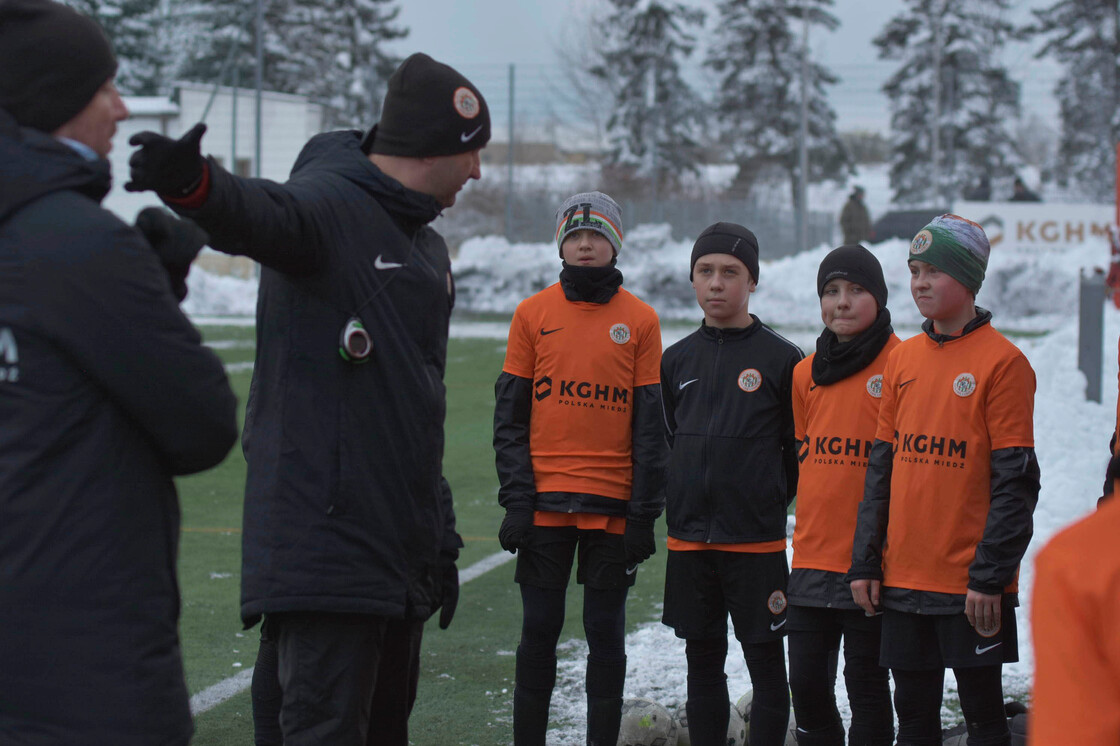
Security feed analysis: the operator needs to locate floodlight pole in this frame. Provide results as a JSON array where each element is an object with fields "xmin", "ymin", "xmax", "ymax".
[
  {"xmin": 798, "ymin": 0, "xmax": 810, "ymax": 253},
  {"xmin": 254, "ymin": 0, "xmax": 263, "ymax": 178}
]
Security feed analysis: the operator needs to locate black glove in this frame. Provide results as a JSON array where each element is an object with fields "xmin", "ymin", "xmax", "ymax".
[
  {"xmin": 623, "ymin": 516, "xmax": 656, "ymax": 565},
  {"xmin": 498, "ymin": 506, "xmax": 535, "ymax": 553},
  {"xmin": 438, "ymin": 555, "xmax": 459, "ymax": 630},
  {"xmin": 134, "ymin": 207, "xmax": 209, "ymax": 302},
  {"xmin": 126, "ymin": 122, "xmax": 207, "ymax": 196}
]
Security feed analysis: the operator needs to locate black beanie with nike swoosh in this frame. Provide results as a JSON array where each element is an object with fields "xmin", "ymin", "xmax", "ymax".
[{"xmin": 362, "ymin": 52, "xmax": 490, "ymax": 157}]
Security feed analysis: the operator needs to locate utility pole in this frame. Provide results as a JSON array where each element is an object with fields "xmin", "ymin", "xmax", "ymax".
[{"xmin": 798, "ymin": 0, "xmax": 810, "ymax": 252}]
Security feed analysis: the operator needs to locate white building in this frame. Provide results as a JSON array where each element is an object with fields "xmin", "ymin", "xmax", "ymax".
[{"xmin": 106, "ymin": 82, "xmax": 325, "ymax": 223}]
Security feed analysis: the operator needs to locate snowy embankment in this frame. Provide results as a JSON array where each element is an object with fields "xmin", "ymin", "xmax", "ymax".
[{"xmin": 185, "ymin": 227, "xmax": 1118, "ymax": 737}]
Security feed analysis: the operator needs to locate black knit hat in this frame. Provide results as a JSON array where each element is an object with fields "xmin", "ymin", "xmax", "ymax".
[
  {"xmin": 690, "ymin": 222, "xmax": 760, "ymax": 283},
  {"xmin": 361, "ymin": 52, "xmax": 490, "ymax": 158},
  {"xmin": 0, "ymin": 0, "xmax": 118, "ymax": 134},
  {"xmin": 817, "ymin": 244, "xmax": 888, "ymax": 309}
]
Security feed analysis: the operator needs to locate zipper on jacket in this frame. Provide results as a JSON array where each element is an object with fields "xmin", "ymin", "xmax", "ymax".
[{"xmin": 702, "ymin": 332, "xmax": 724, "ymax": 542}]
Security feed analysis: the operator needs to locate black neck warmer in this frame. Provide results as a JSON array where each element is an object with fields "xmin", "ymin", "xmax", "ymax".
[
  {"xmin": 811, "ymin": 308, "xmax": 894, "ymax": 386},
  {"xmin": 559, "ymin": 262, "xmax": 623, "ymax": 304}
]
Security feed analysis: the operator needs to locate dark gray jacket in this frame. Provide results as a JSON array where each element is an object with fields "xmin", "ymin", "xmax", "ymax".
[
  {"xmin": 170, "ymin": 130, "xmax": 461, "ymax": 627},
  {"xmin": 0, "ymin": 109, "xmax": 238, "ymax": 745}
]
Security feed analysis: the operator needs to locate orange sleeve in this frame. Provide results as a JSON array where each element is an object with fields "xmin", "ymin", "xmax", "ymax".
[
  {"xmin": 1029, "ymin": 507, "xmax": 1120, "ymax": 744},
  {"xmin": 987, "ymin": 353, "xmax": 1036, "ymax": 450},
  {"xmin": 792, "ymin": 358, "xmax": 809, "ymax": 443},
  {"xmin": 874, "ymin": 350, "xmax": 899, "ymax": 444},
  {"xmin": 502, "ymin": 304, "xmax": 536, "ymax": 379}
]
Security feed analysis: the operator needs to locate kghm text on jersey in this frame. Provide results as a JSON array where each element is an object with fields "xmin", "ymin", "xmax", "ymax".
[{"xmin": 893, "ymin": 430, "xmax": 968, "ymax": 467}]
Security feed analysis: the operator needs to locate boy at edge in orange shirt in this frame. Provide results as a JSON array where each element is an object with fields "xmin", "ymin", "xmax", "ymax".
[
  {"xmin": 848, "ymin": 214, "xmax": 1040, "ymax": 746},
  {"xmin": 493, "ymin": 191, "xmax": 667, "ymax": 745}
]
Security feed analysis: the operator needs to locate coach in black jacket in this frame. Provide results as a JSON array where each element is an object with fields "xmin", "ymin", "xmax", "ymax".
[
  {"xmin": 126, "ymin": 53, "xmax": 489, "ymax": 745},
  {"xmin": 0, "ymin": 3, "xmax": 238, "ymax": 744}
]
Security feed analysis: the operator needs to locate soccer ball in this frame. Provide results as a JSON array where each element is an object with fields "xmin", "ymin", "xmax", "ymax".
[
  {"xmin": 673, "ymin": 702, "xmax": 746, "ymax": 746},
  {"xmin": 735, "ymin": 689, "xmax": 799, "ymax": 745},
  {"xmin": 618, "ymin": 697, "xmax": 678, "ymax": 746}
]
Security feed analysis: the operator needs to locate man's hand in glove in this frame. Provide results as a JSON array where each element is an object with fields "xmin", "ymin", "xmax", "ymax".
[
  {"xmin": 498, "ymin": 506, "xmax": 535, "ymax": 553},
  {"xmin": 134, "ymin": 207, "xmax": 209, "ymax": 302},
  {"xmin": 623, "ymin": 516, "xmax": 656, "ymax": 566},
  {"xmin": 438, "ymin": 555, "xmax": 459, "ymax": 630},
  {"xmin": 126, "ymin": 122, "xmax": 207, "ymax": 196}
]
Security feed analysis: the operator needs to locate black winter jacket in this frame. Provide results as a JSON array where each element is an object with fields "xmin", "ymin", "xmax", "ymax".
[
  {"xmin": 170, "ymin": 131, "xmax": 461, "ymax": 626},
  {"xmin": 0, "ymin": 110, "xmax": 238, "ymax": 745},
  {"xmin": 660, "ymin": 318, "xmax": 802, "ymax": 544}
]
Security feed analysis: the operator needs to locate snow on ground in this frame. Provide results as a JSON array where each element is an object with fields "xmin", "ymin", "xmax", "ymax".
[{"xmin": 185, "ymin": 222, "xmax": 1118, "ymax": 740}]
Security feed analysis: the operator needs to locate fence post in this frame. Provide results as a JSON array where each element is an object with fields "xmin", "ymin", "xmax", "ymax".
[{"xmin": 1080, "ymin": 267, "xmax": 1106, "ymax": 403}]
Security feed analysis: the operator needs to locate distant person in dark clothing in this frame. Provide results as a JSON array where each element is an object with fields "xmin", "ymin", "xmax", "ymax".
[
  {"xmin": 1010, "ymin": 177, "xmax": 1041, "ymax": 202},
  {"xmin": 0, "ymin": 2, "xmax": 239, "ymax": 744},
  {"xmin": 126, "ymin": 52, "xmax": 489, "ymax": 745},
  {"xmin": 840, "ymin": 186, "xmax": 873, "ymax": 245},
  {"xmin": 964, "ymin": 175, "xmax": 991, "ymax": 201}
]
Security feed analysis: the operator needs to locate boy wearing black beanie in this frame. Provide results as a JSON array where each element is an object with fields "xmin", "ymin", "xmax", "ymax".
[
  {"xmin": 788, "ymin": 244, "xmax": 899, "ymax": 745},
  {"xmin": 661, "ymin": 222, "xmax": 803, "ymax": 746}
]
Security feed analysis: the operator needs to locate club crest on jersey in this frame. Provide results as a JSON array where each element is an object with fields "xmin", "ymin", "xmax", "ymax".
[
  {"xmin": 953, "ymin": 372, "xmax": 977, "ymax": 397},
  {"xmin": 910, "ymin": 229, "xmax": 933, "ymax": 254},
  {"xmin": 453, "ymin": 86, "xmax": 481, "ymax": 119},
  {"xmin": 767, "ymin": 590, "xmax": 787, "ymax": 615},
  {"xmin": 738, "ymin": 368, "xmax": 762, "ymax": 392},
  {"xmin": 866, "ymin": 374, "xmax": 883, "ymax": 398},
  {"xmin": 609, "ymin": 323, "xmax": 631, "ymax": 344}
]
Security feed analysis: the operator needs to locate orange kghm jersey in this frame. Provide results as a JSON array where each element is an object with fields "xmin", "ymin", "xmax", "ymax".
[
  {"xmin": 876, "ymin": 323, "xmax": 1035, "ymax": 595},
  {"xmin": 791, "ymin": 335, "xmax": 900, "ymax": 573},
  {"xmin": 1030, "ymin": 497, "xmax": 1120, "ymax": 745},
  {"xmin": 502, "ymin": 283, "xmax": 661, "ymax": 500}
]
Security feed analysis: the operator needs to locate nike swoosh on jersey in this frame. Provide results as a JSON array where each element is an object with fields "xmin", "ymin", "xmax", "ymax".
[
  {"xmin": 625, "ymin": 564, "xmax": 639, "ymax": 576},
  {"xmin": 540, "ymin": 328, "xmax": 563, "ymax": 336},
  {"xmin": 679, "ymin": 379, "xmax": 699, "ymax": 390},
  {"xmin": 460, "ymin": 124, "xmax": 484, "ymax": 142},
  {"xmin": 770, "ymin": 619, "xmax": 787, "ymax": 631},
  {"xmin": 374, "ymin": 255, "xmax": 405, "ymax": 270},
  {"xmin": 809, "ymin": 384, "xmax": 818, "ymax": 391},
  {"xmin": 975, "ymin": 642, "xmax": 1002, "ymax": 655},
  {"xmin": 898, "ymin": 378, "xmax": 917, "ymax": 388}
]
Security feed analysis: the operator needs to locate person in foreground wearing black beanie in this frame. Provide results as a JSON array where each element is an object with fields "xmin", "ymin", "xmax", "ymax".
[
  {"xmin": 0, "ymin": 1, "xmax": 239, "ymax": 745},
  {"xmin": 787, "ymin": 245, "xmax": 899, "ymax": 746},
  {"xmin": 125, "ymin": 52, "xmax": 490, "ymax": 745},
  {"xmin": 659, "ymin": 223, "xmax": 803, "ymax": 746}
]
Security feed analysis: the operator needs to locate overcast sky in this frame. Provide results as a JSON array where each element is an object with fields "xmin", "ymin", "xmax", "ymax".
[{"xmin": 387, "ymin": 0, "xmax": 1063, "ymax": 135}]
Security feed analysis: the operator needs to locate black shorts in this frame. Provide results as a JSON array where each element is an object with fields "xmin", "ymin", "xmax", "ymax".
[
  {"xmin": 786, "ymin": 603, "xmax": 883, "ymax": 636},
  {"xmin": 514, "ymin": 525, "xmax": 636, "ymax": 590},
  {"xmin": 662, "ymin": 550, "xmax": 789, "ymax": 644},
  {"xmin": 880, "ymin": 606, "xmax": 1019, "ymax": 670}
]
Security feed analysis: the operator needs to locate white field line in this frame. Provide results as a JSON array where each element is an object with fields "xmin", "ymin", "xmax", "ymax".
[{"xmin": 189, "ymin": 550, "xmax": 516, "ymax": 715}]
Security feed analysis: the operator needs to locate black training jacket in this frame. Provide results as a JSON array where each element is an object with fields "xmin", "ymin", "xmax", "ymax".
[
  {"xmin": 660, "ymin": 318, "xmax": 803, "ymax": 544},
  {"xmin": 170, "ymin": 130, "xmax": 461, "ymax": 626},
  {"xmin": 0, "ymin": 109, "xmax": 238, "ymax": 745}
]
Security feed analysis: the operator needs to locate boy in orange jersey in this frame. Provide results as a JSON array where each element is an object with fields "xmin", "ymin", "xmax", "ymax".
[
  {"xmin": 660, "ymin": 222, "xmax": 803, "ymax": 746},
  {"xmin": 1029, "ymin": 469, "xmax": 1120, "ymax": 744},
  {"xmin": 848, "ymin": 214, "xmax": 1041, "ymax": 746},
  {"xmin": 789, "ymin": 245, "xmax": 900, "ymax": 746},
  {"xmin": 493, "ymin": 191, "xmax": 666, "ymax": 746}
]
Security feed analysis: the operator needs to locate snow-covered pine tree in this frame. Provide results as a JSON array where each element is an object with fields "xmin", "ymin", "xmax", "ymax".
[
  {"xmin": 704, "ymin": 0, "xmax": 849, "ymax": 211},
  {"xmin": 876, "ymin": 0, "xmax": 1023, "ymax": 206},
  {"xmin": 61, "ymin": 0, "xmax": 166, "ymax": 95},
  {"xmin": 175, "ymin": 0, "xmax": 405, "ymax": 130},
  {"xmin": 1030, "ymin": 0, "xmax": 1120, "ymax": 202},
  {"xmin": 590, "ymin": 0, "xmax": 706, "ymax": 191}
]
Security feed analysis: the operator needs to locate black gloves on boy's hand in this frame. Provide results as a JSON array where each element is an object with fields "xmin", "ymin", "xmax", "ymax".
[
  {"xmin": 134, "ymin": 207, "xmax": 209, "ymax": 302},
  {"xmin": 498, "ymin": 506, "xmax": 535, "ymax": 553},
  {"xmin": 126, "ymin": 122, "xmax": 207, "ymax": 196},
  {"xmin": 438, "ymin": 555, "xmax": 459, "ymax": 630},
  {"xmin": 623, "ymin": 516, "xmax": 656, "ymax": 565}
]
